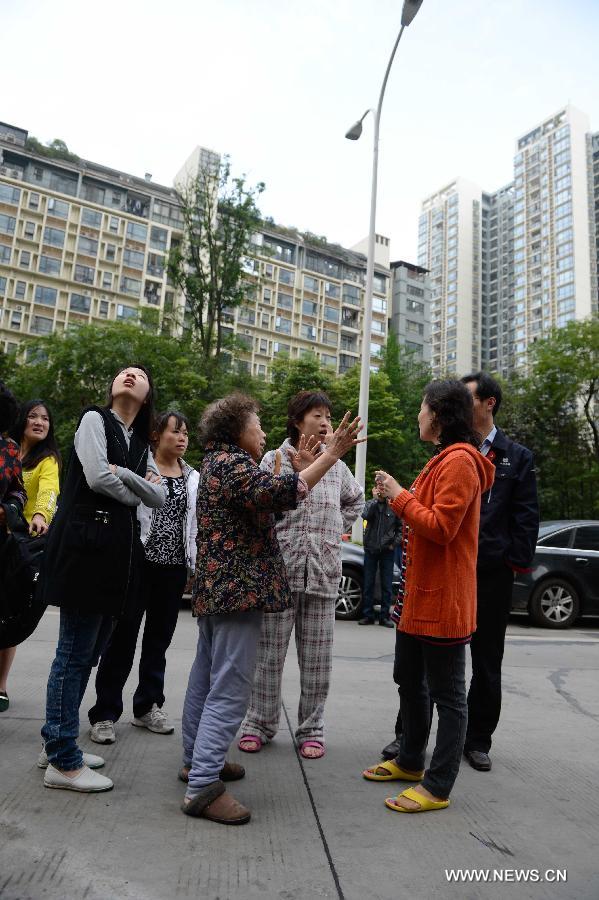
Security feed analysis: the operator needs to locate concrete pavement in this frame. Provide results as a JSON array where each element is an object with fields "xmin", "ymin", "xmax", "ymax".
[{"xmin": 0, "ymin": 610, "xmax": 598, "ymax": 900}]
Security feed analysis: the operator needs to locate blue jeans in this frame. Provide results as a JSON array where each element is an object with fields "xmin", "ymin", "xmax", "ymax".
[
  {"xmin": 42, "ymin": 610, "xmax": 115, "ymax": 771},
  {"xmin": 182, "ymin": 610, "xmax": 263, "ymax": 797},
  {"xmin": 362, "ymin": 548, "xmax": 395, "ymax": 620},
  {"xmin": 397, "ymin": 631, "xmax": 468, "ymax": 799}
]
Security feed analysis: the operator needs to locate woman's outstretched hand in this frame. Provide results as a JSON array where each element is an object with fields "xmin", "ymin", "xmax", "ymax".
[
  {"xmin": 326, "ymin": 412, "xmax": 366, "ymax": 460},
  {"xmin": 374, "ymin": 470, "xmax": 403, "ymax": 501},
  {"xmin": 287, "ymin": 434, "xmax": 321, "ymax": 472}
]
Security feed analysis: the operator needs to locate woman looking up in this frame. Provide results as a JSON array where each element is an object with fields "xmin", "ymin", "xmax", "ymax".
[
  {"xmin": 88, "ymin": 411, "xmax": 198, "ymax": 743},
  {"xmin": 0, "ymin": 400, "xmax": 61, "ymax": 712},
  {"xmin": 39, "ymin": 365, "xmax": 165, "ymax": 793}
]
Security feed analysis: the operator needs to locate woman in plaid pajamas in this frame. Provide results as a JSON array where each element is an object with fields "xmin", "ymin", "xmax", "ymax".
[{"xmin": 240, "ymin": 390, "xmax": 364, "ymax": 759}]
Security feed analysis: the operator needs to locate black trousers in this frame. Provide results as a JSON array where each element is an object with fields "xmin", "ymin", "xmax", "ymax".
[
  {"xmin": 396, "ymin": 632, "xmax": 468, "ymax": 799},
  {"xmin": 464, "ymin": 564, "xmax": 514, "ymax": 754},
  {"xmin": 89, "ymin": 560, "xmax": 187, "ymax": 724}
]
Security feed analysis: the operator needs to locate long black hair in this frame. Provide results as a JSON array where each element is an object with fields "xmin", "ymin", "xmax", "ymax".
[
  {"xmin": 423, "ymin": 379, "xmax": 481, "ymax": 450},
  {"xmin": 105, "ymin": 364, "xmax": 155, "ymax": 444},
  {"xmin": 12, "ymin": 399, "xmax": 62, "ymax": 471}
]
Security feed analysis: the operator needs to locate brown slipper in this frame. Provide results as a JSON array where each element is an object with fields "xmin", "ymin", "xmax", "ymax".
[
  {"xmin": 182, "ymin": 781, "xmax": 250, "ymax": 825},
  {"xmin": 178, "ymin": 761, "xmax": 246, "ymax": 784}
]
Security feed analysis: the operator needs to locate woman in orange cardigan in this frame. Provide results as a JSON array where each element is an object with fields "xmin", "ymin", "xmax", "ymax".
[{"xmin": 363, "ymin": 380, "xmax": 494, "ymax": 813}]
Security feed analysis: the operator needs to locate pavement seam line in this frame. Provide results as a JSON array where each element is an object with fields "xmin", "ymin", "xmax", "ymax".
[{"xmin": 282, "ymin": 700, "xmax": 345, "ymax": 900}]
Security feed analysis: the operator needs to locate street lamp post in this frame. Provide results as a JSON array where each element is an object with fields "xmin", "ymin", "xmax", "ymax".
[{"xmin": 346, "ymin": 0, "xmax": 424, "ymax": 542}]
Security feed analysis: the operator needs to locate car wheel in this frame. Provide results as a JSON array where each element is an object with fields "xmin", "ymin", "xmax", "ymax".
[
  {"xmin": 336, "ymin": 566, "xmax": 363, "ymax": 620},
  {"xmin": 529, "ymin": 578, "xmax": 580, "ymax": 629}
]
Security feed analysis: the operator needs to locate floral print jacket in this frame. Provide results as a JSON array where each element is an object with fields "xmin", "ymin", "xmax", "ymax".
[
  {"xmin": 0, "ymin": 437, "xmax": 26, "ymax": 510},
  {"xmin": 191, "ymin": 442, "xmax": 303, "ymax": 617}
]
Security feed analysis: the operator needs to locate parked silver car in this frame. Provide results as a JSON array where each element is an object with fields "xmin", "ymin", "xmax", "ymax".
[{"xmin": 335, "ymin": 541, "xmax": 401, "ymax": 620}]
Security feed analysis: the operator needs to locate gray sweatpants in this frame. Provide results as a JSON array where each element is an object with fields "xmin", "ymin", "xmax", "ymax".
[{"xmin": 182, "ymin": 610, "xmax": 263, "ymax": 797}]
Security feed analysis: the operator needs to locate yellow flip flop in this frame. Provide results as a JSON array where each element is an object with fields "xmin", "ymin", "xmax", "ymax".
[
  {"xmin": 362, "ymin": 760, "xmax": 424, "ymax": 782},
  {"xmin": 385, "ymin": 786, "xmax": 450, "ymax": 813}
]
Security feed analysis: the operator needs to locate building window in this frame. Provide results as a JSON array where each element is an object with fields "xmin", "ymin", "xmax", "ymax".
[
  {"xmin": 406, "ymin": 299, "xmax": 424, "ymax": 315},
  {"xmin": 70, "ymin": 293, "xmax": 91, "ymax": 313},
  {"xmin": 123, "ymin": 248, "xmax": 145, "ymax": 269},
  {"xmin": 275, "ymin": 316, "xmax": 292, "ymax": 334},
  {"xmin": 109, "ymin": 216, "xmax": 120, "ymax": 233},
  {"xmin": 117, "ymin": 304, "xmax": 138, "ymax": 321},
  {"xmin": 32, "ymin": 315, "xmax": 54, "ymax": 334},
  {"xmin": 15, "ymin": 280, "xmax": 26, "ymax": 300},
  {"xmin": 81, "ymin": 208, "xmax": 102, "ymax": 228},
  {"xmin": 373, "ymin": 297, "xmax": 387, "ymax": 313},
  {"xmin": 0, "ymin": 184, "xmax": 20, "ymax": 205},
  {"xmin": 263, "ymin": 288, "xmax": 272, "ymax": 303},
  {"xmin": 324, "ymin": 305, "xmax": 339, "ymax": 323},
  {"xmin": 0, "ymin": 214, "xmax": 16, "ymax": 235},
  {"xmin": 301, "ymin": 324, "xmax": 317, "ymax": 340},
  {"xmin": 304, "ymin": 275, "xmax": 319, "ymax": 293},
  {"xmin": 74, "ymin": 264, "xmax": 94, "ymax": 284},
  {"xmin": 105, "ymin": 244, "xmax": 116, "ymax": 262},
  {"xmin": 150, "ymin": 226, "xmax": 168, "ymax": 252},
  {"xmin": 370, "ymin": 341, "xmax": 382, "ymax": 357},
  {"xmin": 371, "ymin": 319, "xmax": 385, "ymax": 335},
  {"xmin": 238, "ymin": 307, "xmax": 256, "ymax": 325},
  {"xmin": 321, "ymin": 353, "xmax": 337, "ymax": 368},
  {"xmin": 0, "ymin": 246, "xmax": 10, "ymax": 264},
  {"xmin": 147, "ymin": 253, "xmax": 164, "ymax": 277},
  {"xmin": 259, "ymin": 339, "xmax": 268, "ymax": 354},
  {"xmin": 39, "ymin": 255, "xmax": 61, "ymax": 275},
  {"xmin": 78, "ymin": 236, "xmax": 98, "ymax": 257},
  {"xmin": 10, "ymin": 311, "xmax": 22, "ymax": 330},
  {"xmin": 373, "ymin": 273, "xmax": 386, "ymax": 293},
  {"xmin": 99, "ymin": 299, "xmax": 109, "ymax": 318},
  {"xmin": 279, "ymin": 268, "xmax": 294, "ymax": 286},
  {"xmin": 407, "ymin": 320, "xmax": 424, "ymax": 336},
  {"xmin": 24, "ymin": 221, "xmax": 36, "ymax": 239},
  {"xmin": 273, "ymin": 342, "xmax": 290, "ymax": 355},
  {"xmin": 102, "ymin": 272, "xmax": 112, "ymax": 289},
  {"xmin": 277, "ymin": 292, "xmax": 293, "ymax": 310},
  {"xmin": 126, "ymin": 221, "xmax": 148, "ymax": 242},
  {"xmin": 47, "ymin": 198, "xmax": 69, "ymax": 219},
  {"xmin": 28, "ymin": 192, "xmax": 39, "ymax": 210},
  {"xmin": 43, "ymin": 226, "xmax": 65, "ymax": 248},
  {"xmin": 325, "ymin": 282, "xmax": 340, "ymax": 299},
  {"xmin": 35, "ymin": 285, "xmax": 57, "ymax": 306},
  {"xmin": 261, "ymin": 313, "xmax": 270, "ymax": 328},
  {"xmin": 302, "ymin": 300, "xmax": 318, "ymax": 317},
  {"xmin": 342, "ymin": 284, "xmax": 360, "ymax": 305},
  {"xmin": 322, "ymin": 329, "xmax": 337, "ymax": 346},
  {"xmin": 120, "ymin": 276, "xmax": 142, "ymax": 296}
]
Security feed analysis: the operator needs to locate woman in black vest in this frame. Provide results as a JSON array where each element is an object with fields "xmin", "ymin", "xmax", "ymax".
[{"xmin": 40, "ymin": 365, "xmax": 166, "ymax": 793}]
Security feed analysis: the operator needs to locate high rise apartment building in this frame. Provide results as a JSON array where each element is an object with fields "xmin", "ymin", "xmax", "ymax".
[
  {"xmin": 0, "ymin": 121, "xmax": 192, "ymax": 352},
  {"xmin": 229, "ymin": 227, "xmax": 390, "ymax": 378},
  {"xmin": 389, "ymin": 260, "xmax": 431, "ymax": 363},
  {"xmin": 0, "ymin": 121, "xmax": 390, "ymax": 378},
  {"xmin": 417, "ymin": 178, "xmax": 483, "ymax": 375},
  {"xmin": 418, "ymin": 105, "xmax": 598, "ymax": 377}
]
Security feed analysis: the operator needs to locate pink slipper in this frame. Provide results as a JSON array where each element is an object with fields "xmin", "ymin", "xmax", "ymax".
[
  {"xmin": 299, "ymin": 740, "xmax": 325, "ymax": 759},
  {"xmin": 238, "ymin": 734, "xmax": 262, "ymax": 753}
]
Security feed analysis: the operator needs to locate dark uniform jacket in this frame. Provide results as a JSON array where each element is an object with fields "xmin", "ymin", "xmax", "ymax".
[
  {"xmin": 478, "ymin": 427, "xmax": 539, "ymax": 572},
  {"xmin": 40, "ymin": 406, "xmax": 149, "ymax": 617}
]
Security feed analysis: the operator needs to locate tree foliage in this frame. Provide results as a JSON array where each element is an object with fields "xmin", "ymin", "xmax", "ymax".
[{"xmin": 167, "ymin": 159, "xmax": 264, "ymax": 367}]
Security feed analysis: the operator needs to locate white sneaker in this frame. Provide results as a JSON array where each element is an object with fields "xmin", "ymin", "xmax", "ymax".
[
  {"xmin": 38, "ymin": 747, "xmax": 105, "ymax": 769},
  {"xmin": 89, "ymin": 721, "xmax": 116, "ymax": 744},
  {"xmin": 131, "ymin": 704, "xmax": 174, "ymax": 734},
  {"xmin": 44, "ymin": 763, "xmax": 113, "ymax": 793}
]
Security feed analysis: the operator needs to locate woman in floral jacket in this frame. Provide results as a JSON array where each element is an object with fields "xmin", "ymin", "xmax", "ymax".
[{"xmin": 180, "ymin": 392, "xmax": 362, "ymax": 826}]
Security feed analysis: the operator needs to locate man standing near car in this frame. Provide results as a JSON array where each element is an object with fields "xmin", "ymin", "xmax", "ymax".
[
  {"xmin": 461, "ymin": 372, "xmax": 539, "ymax": 772},
  {"xmin": 358, "ymin": 483, "xmax": 402, "ymax": 627}
]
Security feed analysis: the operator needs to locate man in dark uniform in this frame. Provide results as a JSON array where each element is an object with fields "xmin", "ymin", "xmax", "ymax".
[{"xmin": 461, "ymin": 372, "xmax": 539, "ymax": 771}]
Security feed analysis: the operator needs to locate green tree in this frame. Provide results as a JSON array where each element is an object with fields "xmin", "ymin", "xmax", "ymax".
[{"xmin": 167, "ymin": 158, "xmax": 264, "ymax": 367}]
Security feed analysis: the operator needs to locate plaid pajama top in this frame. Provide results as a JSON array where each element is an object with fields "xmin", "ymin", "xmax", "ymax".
[{"xmin": 261, "ymin": 439, "xmax": 364, "ymax": 599}]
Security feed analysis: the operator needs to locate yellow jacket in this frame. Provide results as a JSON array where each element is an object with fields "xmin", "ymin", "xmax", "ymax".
[{"xmin": 23, "ymin": 455, "xmax": 60, "ymax": 525}]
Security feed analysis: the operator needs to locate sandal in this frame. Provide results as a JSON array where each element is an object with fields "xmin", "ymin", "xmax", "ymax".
[
  {"xmin": 299, "ymin": 740, "xmax": 325, "ymax": 759},
  {"xmin": 238, "ymin": 735, "xmax": 262, "ymax": 754},
  {"xmin": 362, "ymin": 760, "xmax": 424, "ymax": 782},
  {"xmin": 385, "ymin": 786, "xmax": 450, "ymax": 813}
]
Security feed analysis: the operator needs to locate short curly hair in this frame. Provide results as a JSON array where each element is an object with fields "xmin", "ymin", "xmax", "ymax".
[{"xmin": 198, "ymin": 393, "xmax": 260, "ymax": 447}]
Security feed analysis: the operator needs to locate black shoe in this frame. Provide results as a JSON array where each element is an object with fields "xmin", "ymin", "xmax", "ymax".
[
  {"xmin": 379, "ymin": 618, "xmax": 394, "ymax": 628},
  {"xmin": 381, "ymin": 737, "xmax": 401, "ymax": 760},
  {"xmin": 358, "ymin": 618, "xmax": 375, "ymax": 625},
  {"xmin": 464, "ymin": 749, "xmax": 492, "ymax": 771}
]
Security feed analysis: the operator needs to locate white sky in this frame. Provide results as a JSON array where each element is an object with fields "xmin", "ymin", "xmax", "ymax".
[{"xmin": 3, "ymin": 0, "xmax": 599, "ymax": 260}]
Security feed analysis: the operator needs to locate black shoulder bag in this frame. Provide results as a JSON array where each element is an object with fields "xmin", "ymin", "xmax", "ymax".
[{"xmin": 0, "ymin": 503, "xmax": 48, "ymax": 649}]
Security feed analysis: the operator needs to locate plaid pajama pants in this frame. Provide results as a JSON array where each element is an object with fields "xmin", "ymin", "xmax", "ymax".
[{"xmin": 241, "ymin": 591, "xmax": 336, "ymax": 744}]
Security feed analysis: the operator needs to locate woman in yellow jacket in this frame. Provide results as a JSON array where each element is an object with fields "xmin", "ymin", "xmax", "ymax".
[{"xmin": 0, "ymin": 400, "xmax": 61, "ymax": 712}]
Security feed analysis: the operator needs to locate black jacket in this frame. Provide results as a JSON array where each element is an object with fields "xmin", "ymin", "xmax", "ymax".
[
  {"xmin": 362, "ymin": 499, "xmax": 402, "ymax": 553},
  {"xmin": 40, "ymin": 406, "xmax": 148, "ymax": 617},
  {"xmin": 477, "ymin": 427, "xmax": 539, "ymax": 572}
]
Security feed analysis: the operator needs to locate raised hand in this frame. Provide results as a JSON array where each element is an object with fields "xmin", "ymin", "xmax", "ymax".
[
  {"xmin": 374, "ymin": 470, "xmax": 403, "ymax": 501},
  {"xmin": 287, "ymin": 434, "xmax": 321, "ymax": 472},
  {"xmin": 326, "ymin": 412, "xmax": 366, "ymax": 460}
]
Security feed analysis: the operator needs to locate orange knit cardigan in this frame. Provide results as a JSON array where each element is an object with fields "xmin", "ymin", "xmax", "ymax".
[{"xmin": 390, "ymin": 443, "xmax": 495, "ymax": 639}]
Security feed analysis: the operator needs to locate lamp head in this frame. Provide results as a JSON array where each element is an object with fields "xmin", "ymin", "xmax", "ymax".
[
  {"xmin": 401, "ymin": 0, "xmax": 424, "ymax": 26},
  {"xmin": 345, "ymin": 121, "xmax": 363, "ymax": 141}
]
